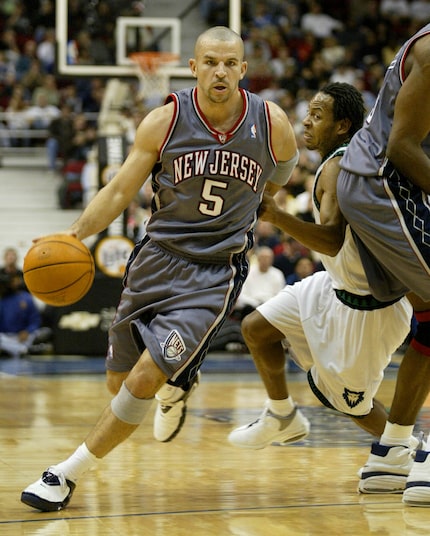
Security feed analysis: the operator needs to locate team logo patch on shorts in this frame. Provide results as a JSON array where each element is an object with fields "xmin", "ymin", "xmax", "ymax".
[
  {"xmin": 161, "ymin": 330, "xmax": 186, "ymax": 361},
  {"xmin": 342, "ymin": 387, "xmax": 365, "ymax": 408}
]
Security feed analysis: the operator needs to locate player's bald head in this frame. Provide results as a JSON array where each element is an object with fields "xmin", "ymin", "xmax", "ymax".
[{"xmin": 194, "ymin": 26, "xmax": 244, "ymax": 58}]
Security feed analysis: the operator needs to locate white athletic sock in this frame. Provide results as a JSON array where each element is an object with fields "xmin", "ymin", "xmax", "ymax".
[
  {"xmin": 380, "ymin": 422, "xmax": 414, "ymax": 447},
  {"xmin": 52, "ymin": 442, "xmax": 99, "ymax": 483},
  {"xmin": 268, "ymin": 396, "xmax": 295, "ymax": 416}
]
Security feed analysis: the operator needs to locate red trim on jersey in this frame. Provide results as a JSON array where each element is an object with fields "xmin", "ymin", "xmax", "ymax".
[
  {"xmin": 399, "ymin": 30, "xmax": 430, "ymax": 83},
  {"xmin": 159, "ymin": 93, "xmax": 180, "ymax": 157},
  {"xmin": 264, "ymin": 100, "xmax": 277, "ymax": 166},
  {"xmin": 191, "ymin": 87, "xmax": 249, "ymax": 144}
]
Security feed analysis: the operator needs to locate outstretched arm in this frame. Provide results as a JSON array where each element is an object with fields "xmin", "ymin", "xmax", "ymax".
[
  {"xmin": 259, "ymin": 157, "xmax": 345, "ymax": 256},
  {"xmin": 68, "ymin": 103, "xmax": 174, "ymax": 241}
]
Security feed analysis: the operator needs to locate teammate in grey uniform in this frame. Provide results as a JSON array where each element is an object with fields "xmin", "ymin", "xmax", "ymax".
[
  {"xmin": 20, "ymin": 26, "xmax": 299, "ymax": 512},
  {"xmin": 227, "ymin": 83, "xmax": 412, "ymax": 452},
  {"xmin": 337, "ymin": 24, "xmax": 430, "ymax": 506}
]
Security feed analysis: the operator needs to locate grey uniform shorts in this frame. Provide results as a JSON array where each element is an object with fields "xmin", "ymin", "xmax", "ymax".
[
  {"xmin": 337, "ymin": 165, "xmax": 430, "ymax": 302},
  {"xmin": 106, "ymin": 237, "xmax": 248, "ymax": 385}
]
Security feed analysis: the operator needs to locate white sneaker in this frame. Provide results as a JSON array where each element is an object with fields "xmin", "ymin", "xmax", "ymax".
[
  {"xmin": 228, "ymin": 402, "xmax": 310, "ymax": 449},
  {"xmin": 403, "ymin": 440, "xmax": 430, "ymax": 507},
  {"xmin": 153, "ymin": 371, "xmax": 200, "ymax": 442},
  {"xmin": 358, "ymin": 441, "xmax": 416, "ymax": 494},
  {"xmin": 21, "ymin": 467, "xmax": 76, "ymax": 511}
]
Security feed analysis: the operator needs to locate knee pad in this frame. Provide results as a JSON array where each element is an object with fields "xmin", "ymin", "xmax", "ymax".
[
  {"xmin": 411, "ymin": 311, "xmax": 430, "ymax": 356},
  {"xmin": 111, "ymin": 382, "xmax": 153, "ymax": 425}
]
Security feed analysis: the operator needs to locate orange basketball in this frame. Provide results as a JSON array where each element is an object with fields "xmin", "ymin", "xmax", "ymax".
[{"xmin": 23, "ymin": 234, "xmax": 95, "ymax": 307}]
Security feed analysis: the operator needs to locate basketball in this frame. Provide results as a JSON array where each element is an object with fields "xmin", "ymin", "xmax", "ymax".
[{"xmin": 23, "ymin": 234, "xmax": 95, "ymax": 307}]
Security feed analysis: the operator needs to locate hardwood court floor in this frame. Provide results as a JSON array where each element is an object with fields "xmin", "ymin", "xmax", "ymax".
[{"xmin": 1, "ymin": 354, "xmax": 430, "ymax": 536}]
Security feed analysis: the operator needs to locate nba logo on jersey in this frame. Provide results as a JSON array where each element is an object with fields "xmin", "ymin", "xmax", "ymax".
[
  {"xmin": 162, "ymin": 330, "xmax": 186, "ymax": 361},
  {"xmin": 250, "ymin": 124, "xmax": 257, "ymax": 138}
]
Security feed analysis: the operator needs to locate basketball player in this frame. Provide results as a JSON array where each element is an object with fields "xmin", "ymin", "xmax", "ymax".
[
  {"xmin": 20, "ymin": 26, "xmax": 299, "ymax": 511},
  {"xmin": 337, "ymin": 24, "xmax": 430, "ymax": 506},
  {"xmin": 227, "ymin": 83, "xmax": 413, "ymax": 450}
]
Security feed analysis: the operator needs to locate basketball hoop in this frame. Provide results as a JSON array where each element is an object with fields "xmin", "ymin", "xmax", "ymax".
[{"xmin": 129, "ymin": 51, "xmax": 180, "ymax": 104}]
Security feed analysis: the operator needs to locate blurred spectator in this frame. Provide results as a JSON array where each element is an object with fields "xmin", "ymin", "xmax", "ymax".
[
  {"xmin": 320, "ymin": 35, "xmax": 346, "ymax": 69},
  {"xmin": 410, "ymin": 0, "xmax": 430, "ymax": 22},
  {"xmin": 59, "ymin": 84, "xmax": 83, "ymax": 113},
  {"xmin": 258, "ymin": 79, "xmax": 287, "ymax": 105},
  {"xmin": 36, "ymin": 27, "xmax": 56, "ymax": 73},
  {"xmin": 31, "ymin": 73, "xmax": 59, "ymax": 106},
  {"xmin": 244, "ymin": 40, "xmax": 274, "ymax": 93},
  {"xmin": 273, "ymin": 234, "xmax": 309, "ymax": 281},
  {"xmin": 4, "ymin": 88, "xmax": 30, "ymax": 146},
  {"xmin": 0, "ymin": 27, "xmax": 20, "ymax": 66},
  {"xmin": 254, "ymin": 220, "xmax": 281, "ymax": 250},
  {"xmin": 201, "ymin": 0, "xmax": 229, "ymax": 26},
  {"xmin": 20, "ymin": 58, "xmax": 45, "ymax": 95},
  {"xmin": 69, "ymin": 113, "xmax": 97, "ymax": 161},
  {"xmin": 294, "ymin": 173, "xmax": 314, "ymax": 222},
  {"xmin": 25, "ymin": 92, "xmax": 59, "ymax": 129},
  {"xmin": 0, "ymin": 272, "xmax": 51, "ymax": 358},
  {"xmin": 235, "ymin": 246, "xmax": 286, "ymax": 318},
  {"xmin": 301, "ymin": 1, "xmax": 344, "ymax": 39},
  {"xmin": 31, "ymin": 0, "xmax": 56, "ymax": 41},
  {"xmin": 15, "ymin": 39, "xmax": 37, "ymax": 82},
  {"xmin": 74, "ymin": 29, "xmax": 113, "ymax": 65},
  {"xmin": 0, "ymin": 247, "xmax": 25, "ymax": 289},
  {"xmin": 57, "ymin": 113, "xmax": 98, "ymax": 208},
  {"xmin": 46, "ymin": 103, "xmax": 75, "ymax": 172},
  {"xmin": 379, "ymin": 0, "xmax": 411, "ymax": 18},
  {"xmin": 78, "ymin": 78, "xmax": 105, "ymax": 113},
  {"xmin": 286, "ymin": 255, "xmax": 316, "ymax": 285}
]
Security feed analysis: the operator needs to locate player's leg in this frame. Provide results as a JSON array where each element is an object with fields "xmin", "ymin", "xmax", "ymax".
[
  {"xmin": 21, "ymin": 349, "xmax": 166, "ymax": 512},
  {"xmin": 389, "ymin": 294, "xmax": 430, "ymax": 426},
  {"xmin": 398, "ymin": 294, "xmax": 430, "ymax": 506},
  {"xmin": 350, "ymin": 398, "xmax": 387, "ymax": 437},
  {"xmin": 153, "ymin": 252, "xmax": 248, "ymax": 443},
  {"xmin": 228, "ymin": 309, "xmax": 310, "ymax": 449},
  {"xmin": 359, "ymin": 293, "xmax": 430, "ymax": 498}
]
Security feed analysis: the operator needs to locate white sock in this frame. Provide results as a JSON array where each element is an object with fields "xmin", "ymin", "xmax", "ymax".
[
  {"xmin": 380, "ymin": 422, "xmax": 414, "ymax": 447},
  {"xmin": 268, "ymin": 396, "xmax": 295, "ymax": 416},
  {"xmin": 52, "ymin": 442, "xmax": 99, "ymax": 483}
]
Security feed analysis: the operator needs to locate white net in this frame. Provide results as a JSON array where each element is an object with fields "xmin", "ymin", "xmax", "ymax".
[{"xmin": 130, "ymin": 52, "xmax": 179, "ymax": 106}]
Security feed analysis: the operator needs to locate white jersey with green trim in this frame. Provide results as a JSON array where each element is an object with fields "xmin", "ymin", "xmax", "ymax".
[{"xmin": 313, "ymin": 145, "xmax": 370, "ymax": 295}]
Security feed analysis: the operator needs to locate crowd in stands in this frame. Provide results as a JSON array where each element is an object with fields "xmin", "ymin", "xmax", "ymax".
[{"xmin": 0, "ymin": 0, "xmax": 427, "ymax": 353}]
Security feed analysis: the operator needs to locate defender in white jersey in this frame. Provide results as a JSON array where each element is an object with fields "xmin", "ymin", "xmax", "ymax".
[
  {"xmin": 20, "ymin": 27, "xmax": 299, "ymax": 512},
  {"xmin": 337, "ymin": 25, "xmax": 430, "ymax": 505},
  {"xmin": 228, "ymin": 83, "xmax": 412, "ymax": 452}
]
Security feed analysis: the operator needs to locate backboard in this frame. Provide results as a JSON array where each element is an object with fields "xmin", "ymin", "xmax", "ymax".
[{"xmin": 55, "ymin": 0, "xmax": 242, "ymax": 85}]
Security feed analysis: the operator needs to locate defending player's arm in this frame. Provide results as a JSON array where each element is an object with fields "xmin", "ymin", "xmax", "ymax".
[
  {"xmin": 386, "ymin": 35, "xmax": 430, "ymax": 194},
  {"xmin": 68, "ymin": 103, "xmax": 174, "ymax": 241},
  {"xmin": 259, "ymin": 157, "xmax": 345, "ymax": 256}
]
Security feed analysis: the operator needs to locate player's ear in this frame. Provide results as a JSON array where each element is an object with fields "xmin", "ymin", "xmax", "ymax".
[
  {"xmin": 338, "ymin": 117, "xmax": 351, "ymax": 136},
  {"xmin": 189, "ymin": 58, "xmax": 197, "ymax": 78},
  {"xmin": 240, "ymin": 60, "xmax": 248, "ymax": 80}
]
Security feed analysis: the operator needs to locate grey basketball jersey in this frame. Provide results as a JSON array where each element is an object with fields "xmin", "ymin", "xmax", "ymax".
[
  {"xmin": 341, "ymin": 24, "xmax": 430, "ymax": 175},
  {"xmin": 145, "ymin": 87, "xmax": 277, "ymax": 262}
]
